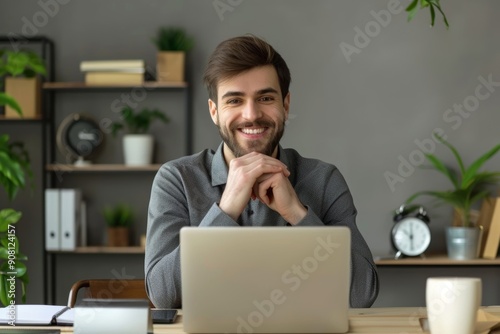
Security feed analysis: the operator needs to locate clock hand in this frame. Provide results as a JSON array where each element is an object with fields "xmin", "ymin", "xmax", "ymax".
[{"xmin": 409, "ymin": 221, "xmax": 414, "ymax": 251}]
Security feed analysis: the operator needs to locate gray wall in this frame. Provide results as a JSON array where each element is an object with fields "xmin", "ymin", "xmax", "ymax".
[{"xmin": 1, "ymin": 0, "xmax": 500, "ymax": 306}]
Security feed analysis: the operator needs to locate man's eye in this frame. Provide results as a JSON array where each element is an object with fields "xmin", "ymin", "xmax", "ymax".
[
  {"xmin": 259, "ymin": 96, "xmax": 274, "ymax": 102},
  {"xmin": 226, "ymin": 99, "xmax": 240, "ymax": 104}
]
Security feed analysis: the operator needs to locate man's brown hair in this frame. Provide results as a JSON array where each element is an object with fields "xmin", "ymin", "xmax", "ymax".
[{"xmin": 203, "ymin": 34, "xmax": 291, "ymax": 102}]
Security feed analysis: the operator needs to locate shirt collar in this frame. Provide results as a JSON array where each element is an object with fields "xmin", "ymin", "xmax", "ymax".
[{"xmin": 211, "ymin": 142, "xmax": 289, "ymax": 187}]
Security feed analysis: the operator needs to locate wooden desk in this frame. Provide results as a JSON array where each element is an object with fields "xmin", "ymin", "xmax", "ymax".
[{"xmin": 3, "ymin": 307, "xmax": 500, "ymax": 333}]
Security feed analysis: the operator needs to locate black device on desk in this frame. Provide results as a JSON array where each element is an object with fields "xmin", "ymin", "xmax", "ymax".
[{"xmin": 151, "ymin": 309, "xmax": 178, "ymax": 324}]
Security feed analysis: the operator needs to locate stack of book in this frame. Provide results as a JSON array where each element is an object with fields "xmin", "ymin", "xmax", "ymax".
[{"xmin": 80, "ymin": 59, "xmax": 145, "ymax": 85}]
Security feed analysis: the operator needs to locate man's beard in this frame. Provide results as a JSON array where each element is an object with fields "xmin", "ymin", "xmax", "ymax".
[{"xmin": 217, "ymin": 119, "xmax": 285, "ymax": 158}]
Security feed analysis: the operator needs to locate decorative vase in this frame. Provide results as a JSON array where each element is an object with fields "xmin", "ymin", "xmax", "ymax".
[
  {"xmin": 4, "ymin": 77, "xmax": 41, "ymax": 118},
  {"xmin": 123, "ymin": 134, "xmax": 154, "ymax": 165},
  {"xmin": 156, "ymin": 51, "xmax": 185, "ymax": 82},
  {"xmin": 107, "ymin": 227, "xmax": 129, "ymax": 247},
  {"xmin": 445, "ymin": 226, "xmax": 483, "ymax": 260}
]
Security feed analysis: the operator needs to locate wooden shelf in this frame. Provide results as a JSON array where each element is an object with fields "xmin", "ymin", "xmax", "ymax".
[
  {"xmin": 375, "ymin": 254, "xmax": 500, "ymax": 266},
  {"xmin": 49, "ymin": 246, "xmax": 145, "ymax": 254},
  {"xmin": 0, "ymin": 115, "xmax": 44, "ymax": 122},
  {"xmin": 42, "ymin": 81, "xmax": 188, "ymax": 90},
  {"xmin": 46, "ymin": 164, "xmax": 161, "ymax": 172}
]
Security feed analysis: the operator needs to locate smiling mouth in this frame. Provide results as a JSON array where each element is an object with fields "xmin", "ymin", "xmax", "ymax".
[{"xmin": 240, "ymin": 128, "xmax": 266, "ymax": 135}]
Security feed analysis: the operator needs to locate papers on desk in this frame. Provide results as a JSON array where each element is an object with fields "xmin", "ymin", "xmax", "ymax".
[{"xmin": 0, "ymin": 305, "xmax": 74, "ymax": 326}]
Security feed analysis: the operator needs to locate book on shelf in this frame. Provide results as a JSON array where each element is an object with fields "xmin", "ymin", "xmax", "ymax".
[
  {"xmin": 80, "ymin": 59, "xmax": 145, "ymax": 72},
  {"xmin": 479, "ymin": 197, "xmax": 500, "ymax": 259},
  {"xmin": 84, "ymin": 71, "xmax": 144, "ymax": 85}
]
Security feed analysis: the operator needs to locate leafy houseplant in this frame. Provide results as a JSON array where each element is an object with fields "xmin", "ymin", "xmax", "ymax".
[
  {"xmin": 0, "ymin": 131, "xmax": 32, "ymax": 306},
  {"xmin": 110, "ymin": 107, "xmax": 169, "ymax": 166},
  {"xmin": 406, "ymin": 136, "xmax": 500, "ymax": 227},
  {"xmin": 152, "ymin": 27, "xmax": 194, "ymax": 82},
  {"xmin": 110, "ymin": 107, "xmax": 169, "ymax": 136},
  {"xmin": 406, "ymin": 135, "xmax": 500, "ymax": 259},
  {"xmin": 103, "ymin": 204, "xmax": 133, "ymax": 247},
  {"xmin": 152, "ymin": 27, "xmax": 195, "ymax": 52},
  {"xmin": 0, "ymin": 50, "xmax": 46, "ymax": 118}
]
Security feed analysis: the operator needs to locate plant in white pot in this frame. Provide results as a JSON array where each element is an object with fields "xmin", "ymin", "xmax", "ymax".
[
  {"xmin": 406, "ymin": 135, "xmax": 500, "ymax": 259},
  {"xmin": 152, "ymin": 27, "xmax": 194, "ymax": 82},
  {"xmin": 110, "ymin": 107, "xmax": 169, "ymax": 166}
]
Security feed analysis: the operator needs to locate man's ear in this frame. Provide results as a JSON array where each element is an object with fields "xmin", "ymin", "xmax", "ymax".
[
  {"xmin": 208, "ymin": 99, "xmax": 218, "ymax": 125},
  {"xmin": 283, "ymin": 93, "xmax": 291, "ymax": 121}
]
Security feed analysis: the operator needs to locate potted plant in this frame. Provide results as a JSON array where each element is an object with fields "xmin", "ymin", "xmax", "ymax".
[
  {"xmin": 0, "ymin": 49, "xmax": 46, "ymax": 118},
  {"xmin": 406, "ymin": 134, "xmax": 500, "ymax": 259},
  {"xmin": 103, "ymin": 203, "xmax": 133, "ymax": 247},
  {"xmin": 110, "ymin": 106, "xmax": 169, "ymax": 165},
  {"xmin": 152, "ymin": 27, "xmax": 194, "ymax": 82},
  {"xmin": 0, "ymin": 111, "xmax": 32, "ymax": 305}
]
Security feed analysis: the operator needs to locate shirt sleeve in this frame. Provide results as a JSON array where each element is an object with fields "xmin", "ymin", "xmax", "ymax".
[
  {"xmin": 144, "ymin": 163, "xmax": 238, "ymax": 308},
  {"xmin": 144, "ymin": 164, "xmax": 185, "ymax": 308}
]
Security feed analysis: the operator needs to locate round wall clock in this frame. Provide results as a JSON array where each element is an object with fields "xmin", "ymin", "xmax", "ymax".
[{"xmin": 56, "ymin": 113, "xmax": 104, "ymax": 165}]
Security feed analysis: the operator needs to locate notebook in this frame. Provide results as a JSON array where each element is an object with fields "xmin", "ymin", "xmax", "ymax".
[
  {"xmin": 180, "ymin": 226, "xmax": 351, "ymax": 333},
  {"xmin": 0, "ymin": 305, "xmax": 73, "ymax": 326}
]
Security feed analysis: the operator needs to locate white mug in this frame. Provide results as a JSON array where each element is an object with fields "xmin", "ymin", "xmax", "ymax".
[{"xmin": 426, "ymin": 277, "xmax": 482, "ymax": 334}]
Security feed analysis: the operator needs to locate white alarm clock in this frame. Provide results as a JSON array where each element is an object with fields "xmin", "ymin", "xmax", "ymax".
[{"xmin": 391, "ymin": 204, "xmax": 431, "ymax": 259}]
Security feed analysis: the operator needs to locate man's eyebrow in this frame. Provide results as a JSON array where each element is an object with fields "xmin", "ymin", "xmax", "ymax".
[
  {"xmin": 257, "ymin": 88, "xmax": 279, "ymax": 95},
  {"xmin": 221, "ymin": 87, "xmax": 279, "ymax": 100},
  {"xmin": 221, "ymin": 91, "xmax": 245, "ymax": 99}
]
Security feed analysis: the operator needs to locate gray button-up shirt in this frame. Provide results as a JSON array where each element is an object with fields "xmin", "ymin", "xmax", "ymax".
[{"xmin": 145, "ymin": 143, "xmax": 379, "ymax": 308}]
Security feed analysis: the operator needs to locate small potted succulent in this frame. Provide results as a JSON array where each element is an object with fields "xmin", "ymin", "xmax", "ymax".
[
  {"xmin": 103, "ymin": 204, "xmax": 133, "ymax": 247},
  {"xmin": 152, "ymin": 27, "xmax": 194, "ymax": 82},
  {"xmin": 110, "ymin": 106, "xmax": 169, "ymax": 165}
]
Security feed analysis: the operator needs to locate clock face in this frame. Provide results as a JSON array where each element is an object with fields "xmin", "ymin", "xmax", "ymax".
[{"xmin": 392, "ymin": 217, "xmax": 431, "ymax": 256}]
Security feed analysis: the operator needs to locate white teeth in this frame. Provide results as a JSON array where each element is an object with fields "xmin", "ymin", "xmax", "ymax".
[{"xmin": 241, "ymin": 128, "xmax": 264, "ymax": 134}]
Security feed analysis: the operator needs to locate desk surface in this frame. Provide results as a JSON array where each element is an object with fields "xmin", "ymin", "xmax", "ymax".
[{"xmin": 3, "ymin": 306, "xmax": 500, "ymax": 333}]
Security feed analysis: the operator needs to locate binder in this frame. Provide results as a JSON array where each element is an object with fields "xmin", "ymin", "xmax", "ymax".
[
  {"xmin": 60, "ymin": 189, "xmax": 82, "ymax": 251},
  {"xmin": 45, "ymin": 189, "xmax": 61, "ymax": 251}
]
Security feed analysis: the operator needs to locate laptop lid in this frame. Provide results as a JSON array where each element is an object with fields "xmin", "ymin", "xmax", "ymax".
[{"xmin": 180, "ymin": 226, "xmax": 351, "ymax": 333}]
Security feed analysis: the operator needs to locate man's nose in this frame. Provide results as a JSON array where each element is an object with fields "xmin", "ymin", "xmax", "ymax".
[{"xmin": 241, "ymin": 101, "xmax": 262, "ymax": 121}]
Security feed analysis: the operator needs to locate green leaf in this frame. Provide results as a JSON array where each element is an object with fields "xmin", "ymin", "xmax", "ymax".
[
  {"xmin": 406, "ymin": 0, "xmax": 419, "ymax": 22},
  {"xmin": 428, "ymin": 2, "xmax": 436, "ymax": 26},
  {"xmin": 0, "ymin": 92, "xmax": 23, "ymax": 116},
  {"xmin": 424, "ymin": 153, "xmax": 459, "ymax": 188},
  {"xmin": 0, "ymin": 209, "xmax": 22, "ymax": 232},
  {"xmin": 462, "ymin": 144, "xmax": 500, "ymax": 188},
  {"xmin": 434, "ymin": 133, "xmax": 465, "ymax": 176}
]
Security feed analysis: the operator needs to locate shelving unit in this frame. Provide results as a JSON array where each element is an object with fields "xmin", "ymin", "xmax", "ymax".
[
  {"xmin": 43, "ymin": 77, "xmax": 192, "ymax": 304},
  {"xmin": 0, "ymin": 36, "xmax": 55, "ymax": 305}
]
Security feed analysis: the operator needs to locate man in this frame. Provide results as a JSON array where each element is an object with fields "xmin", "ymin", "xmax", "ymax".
[{"xmin": 145, "ymin": 34, "xmax": 379, "ymax": 308}]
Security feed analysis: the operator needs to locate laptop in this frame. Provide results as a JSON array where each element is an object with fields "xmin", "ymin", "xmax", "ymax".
[{"xmin": 180, "ymin": 226, "xmax": 351, "ymax": 333}]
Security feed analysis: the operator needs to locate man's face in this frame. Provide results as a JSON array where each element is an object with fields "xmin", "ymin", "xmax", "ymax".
[{"xmin": 209, "ymin": 65, "xmax": 290, "ymax": 160}]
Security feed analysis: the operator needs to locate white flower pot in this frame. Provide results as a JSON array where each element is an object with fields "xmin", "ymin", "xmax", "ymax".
[{"xmin": 123, "ymin": 134, "xmax": 154, "ymax": 165}]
